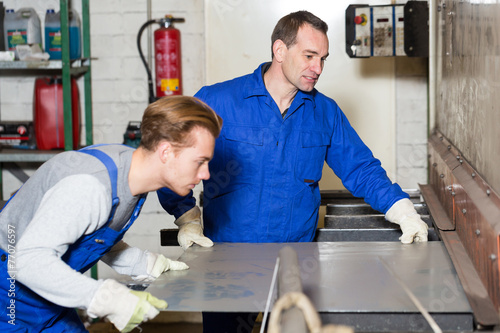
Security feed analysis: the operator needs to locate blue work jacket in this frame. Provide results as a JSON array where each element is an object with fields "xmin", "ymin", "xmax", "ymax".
[{"xmin": 158, "ymin": 62, "xmax": 408, "ymax": 243}]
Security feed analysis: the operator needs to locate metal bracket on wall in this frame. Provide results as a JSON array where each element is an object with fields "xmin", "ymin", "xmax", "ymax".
[
  {"xmin": 2, "ymin": 162, "xmax": 30, "ymax": 183},
  {"xmin": 404, "ymin": 0, "xmax": 429, "ymax": 57},
  {"xmin": 0, "ymin": 2, "xmax": 5, "ymax": 51}
]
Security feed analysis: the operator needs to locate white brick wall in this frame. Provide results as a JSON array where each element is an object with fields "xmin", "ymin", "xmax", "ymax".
[
  {"xmin": 0, "ymin": 1, "xmax": 206, "ymax": 276},
  {"xmin": 395, "ymin": 58, "xmax": 429, "ymax": 189}
]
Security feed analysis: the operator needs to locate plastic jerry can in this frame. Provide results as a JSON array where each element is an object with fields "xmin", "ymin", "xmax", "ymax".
[
  {"xmin": 68, "ymin": 9, "xmax": 82, "ymax": 59},
  {"xmin": 3, "ymin": 9, "xmax": 16, "ymax": 50},
  {"xmin": 44, "ymin": 9, "xmax": 81, "ymax": 60},
  {"xmin": 3, "ymin": 8, "xmax": 41, "ymax": 51},
  {"xmin": 44, "ymin": 9, "xmax": 60, "ymax": 58},
  {"xmin": 33, "ymin": 77, "xmax": 80, "ymax": 150}
]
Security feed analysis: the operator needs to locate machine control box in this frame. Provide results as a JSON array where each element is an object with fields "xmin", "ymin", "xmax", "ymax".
[
  {"xmin": 0, "ymin": 121, "xmax": 36, "ymax": 149},
  {"xmin": 346, "ymin": 1, "xmax": 428, "ymax": 58}
]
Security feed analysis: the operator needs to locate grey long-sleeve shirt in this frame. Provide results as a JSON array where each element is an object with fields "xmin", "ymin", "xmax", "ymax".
[{"xmin": 0, "ymin": 145, "xmax": 150, "ymax": 309}]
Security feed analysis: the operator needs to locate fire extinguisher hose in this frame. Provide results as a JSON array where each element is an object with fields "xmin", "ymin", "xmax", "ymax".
[{"xmin": 137, "ymin": 19, "xmax": 162, "ymax": 103}]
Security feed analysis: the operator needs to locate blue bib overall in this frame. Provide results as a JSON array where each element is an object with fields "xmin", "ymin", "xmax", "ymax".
[{"xmin": 0, "ymin": 147, "xmax": 146, "ymax": 332}]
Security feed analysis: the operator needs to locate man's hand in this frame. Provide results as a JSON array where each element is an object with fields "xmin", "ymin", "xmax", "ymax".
[
  {"xmin": 385, "ymin": 198, "xmax": 428, "ymax": 244},
  {"xmin": 87, "ymin": 279, "xmax": 168, "ymax": 332},
  {"xmin": 175, "ymin": 206, "xmax": 214, "ymax": 250}
]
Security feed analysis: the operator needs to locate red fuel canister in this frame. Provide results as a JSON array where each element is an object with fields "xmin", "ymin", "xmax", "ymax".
[{"xmin": 33, "ymin": 77, "xmax": 80, "ymax": 150}]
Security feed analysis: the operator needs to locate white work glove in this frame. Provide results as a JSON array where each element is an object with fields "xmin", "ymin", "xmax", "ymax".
[
  {"xmin": 147, "ymin": 251, "xmax": 189, "ymax": 279},
  {"xmin": 174, "ymin": 206, "xmax": 213, "ymax": 250},
  {"xmin": 87, "ymin": 279, "xmax": 168, "ymax": 332},
  {"xmin": 133, "ymin": 251, "xmax": 189, "ymax": 282},
  {"xmin": 385, "ymin": 198, "xmax": 428, "ymax": 244}
]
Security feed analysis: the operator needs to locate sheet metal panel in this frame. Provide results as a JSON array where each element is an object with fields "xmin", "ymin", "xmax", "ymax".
[
  {"xmin": 436, "ymin": 0, "xmax": 500, "ymax": 195},
  {"xmin": 139, "ymin": 242, "xmax": 471, "ymax": 318}
]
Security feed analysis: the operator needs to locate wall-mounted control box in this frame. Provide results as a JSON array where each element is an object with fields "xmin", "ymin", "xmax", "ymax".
[{"xmin": 346, "ymin": 1, "xmax": 428, "ymax": 58}]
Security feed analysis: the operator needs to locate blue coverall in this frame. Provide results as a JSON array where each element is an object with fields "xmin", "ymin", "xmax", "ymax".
[
  {"xmin": 158, "ymin": 62, "xmax": 408, "ymax": 243},
  {"xmin": 0, "ymin": 147, "xmax": 146, "ymax": 332}
]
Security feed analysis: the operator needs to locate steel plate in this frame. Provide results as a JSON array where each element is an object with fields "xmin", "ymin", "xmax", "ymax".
[{"xmin": 139, "ymin": 242, "xmax": 471, "ymax": 316}]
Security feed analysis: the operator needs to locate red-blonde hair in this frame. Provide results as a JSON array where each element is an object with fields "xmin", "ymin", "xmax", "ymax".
[{"xmin": 140, "ymin": 96, "xmax": 222, "ymax": 151}]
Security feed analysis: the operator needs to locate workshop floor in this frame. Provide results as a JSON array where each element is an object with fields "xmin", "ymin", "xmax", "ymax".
[
  {"xmin": 87, "ymin": 322, "xmax": 263, "ymax": 333},
  {"xmin": 87, "ymin": 321, "xmax": 203, "ymax": 333},
  {"xmin": 86, "ymin": 312, "xmax": 200, "ymax": 333},
  {"xmin": 86, "ymin": 312, "xmax": 263, "ymax": 333}
]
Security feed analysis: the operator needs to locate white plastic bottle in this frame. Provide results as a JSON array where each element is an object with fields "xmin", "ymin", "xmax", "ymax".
[
  {"xmin": 4, "ymin": 9, "xmax": 19, "ymax": 51},
  {"xmin": 4, "ymin": 8, "xmax": 41, "ymax": 51}
]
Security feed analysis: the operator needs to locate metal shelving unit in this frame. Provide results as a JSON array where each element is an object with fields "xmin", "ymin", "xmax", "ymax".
[{"xmin": 0, "ymin": 0, "xmax": 93, "ymax": 197}]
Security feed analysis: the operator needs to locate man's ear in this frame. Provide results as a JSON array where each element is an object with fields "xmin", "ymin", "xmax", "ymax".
[
  {"xmin": 273, "ymin": 39, "xmax": 286, "ymax": 63},
  {"xmin": 157, "ymin": 141, "xmax": 172, "ymax": 163}
]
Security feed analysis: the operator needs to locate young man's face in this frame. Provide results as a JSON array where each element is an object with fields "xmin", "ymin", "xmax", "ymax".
[
  {"xmin": 281, "ymin": 24, "xmax": 329, "ymax": 92},
  {"xmin": 164, "ymin": 126, "xmax": 215, "ymax": 196}
]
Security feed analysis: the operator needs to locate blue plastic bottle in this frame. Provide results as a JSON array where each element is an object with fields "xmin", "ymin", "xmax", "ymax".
[
  {"xmin": 44, "ymin": 9, "xmax": 61, "ymax": 59},
  {"xmin": 68, "ymin": 9, "xmax": 81, "ymax": 59},
  {"xmin": 44, "ymin": 9, "xmax": 81, "ymax": 60}
]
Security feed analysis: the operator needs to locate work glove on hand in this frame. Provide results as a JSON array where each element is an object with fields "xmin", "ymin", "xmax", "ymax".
[
  {"xmin": 146, "ymin": 251, "xmax": 189, "ymax": 279},
  {"xmin": 385, "ymin": 198, "xmax": 429, "ymax": 244},
  {"xmin": 87, "ymin": 279, "xmax": 168, "ymax": 332},
  {"xmin": 132, "ymin": 251, "xmax": 189, "ymax": 282},
  {"xmin": 174, "ymin": 206, "xmax": 213, "ymax": 250}
]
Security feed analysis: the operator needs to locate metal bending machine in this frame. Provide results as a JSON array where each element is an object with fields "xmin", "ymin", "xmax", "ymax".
[{"xmin": 150, "ymin": 133, "xmax": 500, "ymax": 332}]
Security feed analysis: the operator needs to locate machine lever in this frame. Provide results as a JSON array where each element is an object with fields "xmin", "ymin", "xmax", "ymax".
[{"xmin": 261, "ymin": 257, "xmax": 280, "ymax": 333}]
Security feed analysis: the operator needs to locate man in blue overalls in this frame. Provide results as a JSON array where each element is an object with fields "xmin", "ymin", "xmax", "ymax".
[
  {"xmin": 0, "ymin": 96, "xmax": 222, "ymax": 332},
  {"xmin": 158, "ymin": 11, "xmax": 429, "ymax": 333}
]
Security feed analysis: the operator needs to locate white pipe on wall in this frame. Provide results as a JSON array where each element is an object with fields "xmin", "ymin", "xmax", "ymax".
[{"xmin": 428, "ymin": 0, "xmax": 437, "ymax": 134}]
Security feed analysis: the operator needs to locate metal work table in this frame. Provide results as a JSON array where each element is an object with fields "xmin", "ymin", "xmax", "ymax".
[{"xmin": 134, "ymin": 242, "xmax": 473, "ymax": 332}]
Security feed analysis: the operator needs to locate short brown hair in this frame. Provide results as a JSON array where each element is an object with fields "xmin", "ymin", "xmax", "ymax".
[
  {"xmin": 140, "ymin": 96, "xmax": 223, "ymax": 151},
  {"xmin": 271, "ymin": 11, "xmax": 328, "ymax": 58}
]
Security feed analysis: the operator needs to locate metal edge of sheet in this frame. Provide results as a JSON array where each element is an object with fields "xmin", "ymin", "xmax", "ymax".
[{"xmin": 439, "ymin": 231, "xmax": 499, "ymax": 327}]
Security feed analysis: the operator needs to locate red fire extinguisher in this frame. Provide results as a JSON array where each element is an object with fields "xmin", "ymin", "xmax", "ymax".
[{"xmin": 138, "ymin": 15, "xmax": 185, "ymax": 103}]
